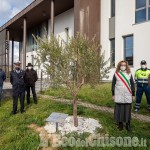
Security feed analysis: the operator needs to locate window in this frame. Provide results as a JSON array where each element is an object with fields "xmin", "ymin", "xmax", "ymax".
[
  {"xmin": 65, "ymin": 27, "xmax": 69, "ymax": 44},
  {"xmin": 27, "ymin": 21, "xmax": 48, "ymax": 52},
  {"xmin": 110, "ymin": 38, "xmax": 115, "ymax": 67},
  {"xmin": 148, "ymin": 0, "xmax": 150, "ymax": 19},
  {"xmin": 135, "ymin": 0, "xmax": 150, "ymax": 23},
  {"xmin": 124, "ymin": 35, "xmax": 133, "ymax": 66},
  {"xmin": 136, "ymin": 0, "xmax": 146, "ymax": 9},
  {"xmin": 111, "ymin": 0, "xmax": 115, "ymax": 17}
]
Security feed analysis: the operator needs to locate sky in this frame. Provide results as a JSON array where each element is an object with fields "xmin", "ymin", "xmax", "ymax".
[
  {"xmin": 0, "ymin": 0, "xmax": 34, "ymax": 62},
  {"xmin": 0, "ymin": 0, "xmax": 34, "ymax": 26}
]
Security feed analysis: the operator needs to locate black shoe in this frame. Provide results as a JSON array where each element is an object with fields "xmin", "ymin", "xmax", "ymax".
[
  {"xmin": 10, "ymin": 111, "xmax": 17, "ymax": 115},
  {"xmin": 20, "ymin": 110, "xmax": 25, "ymax": 113},
  {"xmin": 118, "ymin": 122, "xmax": 123, "ymax": 131},
  {"xmin": 126, "ymin": 122, "xmax": 131, "ymax": 132}
]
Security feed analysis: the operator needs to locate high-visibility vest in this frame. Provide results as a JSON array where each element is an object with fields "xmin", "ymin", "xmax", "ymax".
[{"xmin": 135, "ymin": 68, "xmax": 150, "ymax": 84}]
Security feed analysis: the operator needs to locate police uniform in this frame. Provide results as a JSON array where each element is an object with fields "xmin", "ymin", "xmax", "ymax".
[
  {"xmin": 10, "ymin": 69, "xmax": 26, "ymax": 114},
  {"xmin": 134, "ymin": 61, "xmax": 150, "ymax": 112}
]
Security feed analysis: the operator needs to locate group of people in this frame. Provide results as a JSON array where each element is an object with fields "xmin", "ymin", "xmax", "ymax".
[
  {"xmin": 0, "ymin": 59, "xmax": 150, "ymax": 131},
  {"xmin": 0, "ymin": 61, "xmax": 38, "ymax": 114},
  {"xmin": 112, "ymin": 60, "xmax": 150, "ymax": 131},
  {"xmin": 10, "ymin": 61, "xmax": 38, "ymax": 114}
]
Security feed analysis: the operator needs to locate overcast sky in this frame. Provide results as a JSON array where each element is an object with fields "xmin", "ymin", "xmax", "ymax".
[
  {"xmin": 0, "ymin": 0, "xmax": 34, "ymax": 62},
  {"xmin": 0, "ymin": 0, "xmax": 33, "ymax": 26}
]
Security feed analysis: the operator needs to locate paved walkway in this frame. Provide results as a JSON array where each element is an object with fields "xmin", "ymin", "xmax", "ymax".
[
  {"xmin": 38, "ymin": 94, "xmax": 150, "ymax": 123},
  {"xmin": 3, "ymin": 80, "xmax": 42, "ymax": 91},
  {"xmin": 3, "ymin": 81, "xmax": 150, "ymax": 123}
]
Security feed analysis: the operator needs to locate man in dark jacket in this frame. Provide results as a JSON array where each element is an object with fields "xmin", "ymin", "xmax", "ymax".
[
  {"xmin": 25, "ymin": 63, "xmax": 38, "ymax": 104},
  {"xmin": 10, "ymin": 61, "xmax": 26, "ymax": 114},
  {"xmin": 0, "ymin": 68, "xmax": 6, "ymax": 105}
]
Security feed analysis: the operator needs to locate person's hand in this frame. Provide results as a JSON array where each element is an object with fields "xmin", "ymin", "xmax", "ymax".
[
  {"xmin": 132, "ymin": 96, "xmax": 135, "ymax": 101},
  {"xmin": 112, "ymin": 96, "xmax": 115, "ymax": 101}
]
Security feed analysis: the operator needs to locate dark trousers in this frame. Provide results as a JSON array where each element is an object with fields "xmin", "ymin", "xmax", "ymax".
[
  {"xmin": 13, "ymin": 92, "xmax": 25, "ymax": 113},
  {"xmin": 135, "ymin": 83, "xmax": 150, "ymax": 110},
  {"xmin": 0, "ymin": 86, "xmax": 3, "ymax": 101},
  {"xmin": 26, "ymin": 86, "xmax": 37, "ymax": 104}
]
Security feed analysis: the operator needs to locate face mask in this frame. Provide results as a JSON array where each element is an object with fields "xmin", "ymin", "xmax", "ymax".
[
  {"xmin": 28, "ymin": 66, "xmax": 32, "ymax": 70},
  {"xmin": 141, "ymin": 65, "xmax": 146, "ymax": 69},
  {"xmin": 120, "ymin": 66, "xmax": 126, "ymax": 71}
]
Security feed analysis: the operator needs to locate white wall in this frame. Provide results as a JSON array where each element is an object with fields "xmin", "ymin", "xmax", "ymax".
[
  {"xmin": 101, "ymin": 0, "xmax": 150, "ymax": 80},
  {"xmin": 101, "ymin": 0, "xmax": 110, "ymax": 60},
  {"xmin": 26, "ymin": 8, "xmax": 74, "ymax": 78},
  {"xmin": 54, "ymin": 8, "xmax": 74, "ymax": 39},
  {"xmin": 101, "ymin": 0, "xmax": 116, "ymax": 80}
]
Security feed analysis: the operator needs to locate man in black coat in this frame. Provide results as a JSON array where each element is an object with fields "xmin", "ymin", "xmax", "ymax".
[
  {"xmin": 24, "ymin": 63, "xmax": 38, "ymax": 104},
  {"xmin": 0, "ymin": 68, "xmax": 6, "ymax": 105},
  {"xmin": 10, "ymin": 61, "xmax": 26, "ymax": 114}
]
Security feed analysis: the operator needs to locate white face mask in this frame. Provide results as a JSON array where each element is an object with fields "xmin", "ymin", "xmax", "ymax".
[
  {"xmin": 28, "ymin": 66, "xmax": 32, "ymax": 70},
  {"xmin": 141, "ymin": 65, "xmax": 146, "ymax": 69},
  {"xmin": 120, "ymin": 66, "xmax": 126, "ymax": 71}
]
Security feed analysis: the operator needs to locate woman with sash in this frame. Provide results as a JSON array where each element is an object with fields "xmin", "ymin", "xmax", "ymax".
[{"xmin": 112, "ymin": 60, "xmax": 135, "ymax": 131}]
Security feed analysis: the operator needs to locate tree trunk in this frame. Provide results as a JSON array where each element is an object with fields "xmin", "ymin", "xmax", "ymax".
[{"xmin": 73, "ymin": 96, "xmax": 78, "ymax": 127}]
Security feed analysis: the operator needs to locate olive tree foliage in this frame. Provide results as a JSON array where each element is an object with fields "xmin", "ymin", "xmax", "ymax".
[{"xmin": 34, "ymin": 33, "xmax": 110, "ymax": 126}]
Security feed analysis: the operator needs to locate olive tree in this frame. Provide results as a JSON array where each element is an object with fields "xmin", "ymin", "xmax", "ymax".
[{"xmin": 34, "ymin": 33, "xmax": 110, "ymax": 127}]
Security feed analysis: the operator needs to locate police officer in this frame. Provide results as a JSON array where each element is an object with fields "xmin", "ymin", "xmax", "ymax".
[
  {"xmin": 0, "ymin": 68, "xmax": 6, "ymax": 105},
  {"xmin": 134, "ymin": 60, "xmax": 150, "ymax": 112},
  {"xmin": 10, "ymin": 61, "xmax": 26, "ymax": 114}
]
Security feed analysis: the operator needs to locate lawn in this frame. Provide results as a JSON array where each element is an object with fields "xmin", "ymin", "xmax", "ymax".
[
  {"xmin": 42, "ymin": 83, "xmax": 150, "ymax": 116},
  {"xmin": 0, "ymin": 97, "xmax": 149, "ymax": 150}
]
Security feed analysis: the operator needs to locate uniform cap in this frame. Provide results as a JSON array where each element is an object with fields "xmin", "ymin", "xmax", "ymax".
[
  {"xmin": 140, "ymin": 60, "xmax": 146, "ymax": 65},
  {"xmin": 14, "ymin": 61, "xmax": 21, "ymax": 66}
]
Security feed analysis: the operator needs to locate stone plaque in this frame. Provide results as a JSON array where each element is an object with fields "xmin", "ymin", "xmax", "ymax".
[{"xmin": 46, "ymin": 112, "xmax": 68, "ymax": 123}]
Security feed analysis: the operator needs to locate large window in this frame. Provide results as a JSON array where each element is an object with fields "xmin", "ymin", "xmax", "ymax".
[
  {"xmin": 110, "ymin": 38, "xmax": 115, "ymax": 67},
  {"xmin": 111, "ymin": 0, "xmax": 115, "ymax": 17},
  {"xmin": 124, "ymin": 35, "xmax": 133, "ymax": 66},
  {"xmin": 27, "ymin": 21, "xmax": 48, "ymax": 52},
  {"xmin": 135, "ymin": 0, "xmax": 150, "ymax": 23}
]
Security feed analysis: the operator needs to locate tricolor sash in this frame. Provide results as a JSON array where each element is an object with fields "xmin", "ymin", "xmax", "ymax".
[{"xmin": 116, "ymin": 72, "xmax": 132, "ymax": 94}]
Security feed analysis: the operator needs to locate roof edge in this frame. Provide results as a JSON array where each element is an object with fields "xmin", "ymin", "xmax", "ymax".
[{"xmin": 0, "ymin": 0, "xmax": 44, "ymax": 32}]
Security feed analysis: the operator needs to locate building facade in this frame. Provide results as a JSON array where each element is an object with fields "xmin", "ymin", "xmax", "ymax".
[
  {"xmin": 101, "ymin": 0, "xmax": 150, "ymax": 79},
  {"xmin": 0, "ymin": 0, "xmax": 149, "ymax": 80}
]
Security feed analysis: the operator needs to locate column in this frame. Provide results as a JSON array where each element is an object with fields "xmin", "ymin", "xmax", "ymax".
[
  {"xmin": 6, "ymin": 30, "xmax": 10, "ymax": 77},
  {"xmin": 23, "ymin": 18, "xmax": 27, "ymax": 70},
  {"xmin": 51, "ymin": 0, "xmax": 55, "ymax": 34},
  {"xmin": 11, "ymin": 39, "xmax": 14, "ymax": 71}
]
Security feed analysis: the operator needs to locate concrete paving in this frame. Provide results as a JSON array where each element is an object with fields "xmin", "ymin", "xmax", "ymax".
[{"xmin": 2, "ymin": 80, "xmax": 42, "ymax": 99}]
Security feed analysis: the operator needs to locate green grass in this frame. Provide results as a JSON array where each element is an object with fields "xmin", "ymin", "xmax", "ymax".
[
  {"xmin": 42, "ymin": 83, "xmax": 150, "ymax": 116},
  {"xmin": 0, "ymin": 98, "xmax": 149, "ymax": 150}
]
